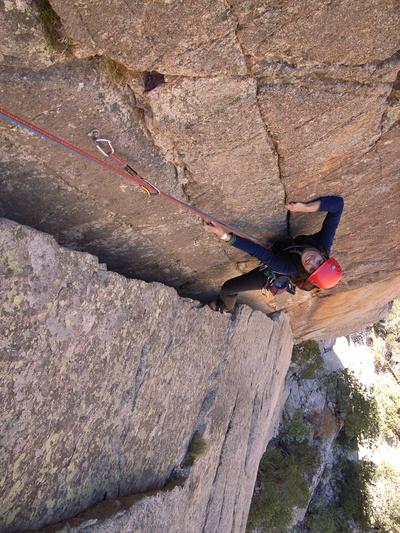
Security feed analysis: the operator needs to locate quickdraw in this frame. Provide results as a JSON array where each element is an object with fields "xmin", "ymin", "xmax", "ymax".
[
  {"xmin": 1, "ymin": 108, "xmax": 268, "ymax": 247},
  {"xmin": 87, "ymin": 129, "xmax": 160, "ymax": 196}
]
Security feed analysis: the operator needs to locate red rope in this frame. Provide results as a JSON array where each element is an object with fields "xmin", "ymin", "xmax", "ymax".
[
  {"xmin": 1, "ymin": 108, "xmax": 268, "ymax": 246},
  {"xmin": 0, "ymin": 108, "xmax": 159, "ymax": 194}
]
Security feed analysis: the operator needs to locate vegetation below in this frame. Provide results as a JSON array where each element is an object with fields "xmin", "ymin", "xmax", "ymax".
[
  {"xmin": 371, "ymin": 299, "xmax": 400, "ymax": 382},
  {"xmin": 247, "ymin": 437, "xmax": 317, "ymax": 531},
  {"xmin": 247, "ymin": 299, "xmax": 400, "ymax": 532},
  {"xmin": 291, "ymin": 340, "xmax": 324, "ymax": 379},
  {"xmin": 325, "ymin": 368, "xmax": 380, "ymax": 450},
  {"xmin": 181, "ymin": 431, "xmax": 207, "ymax": 468},
  {"xmin": 306, "ymin": 457, "xmax": 376, "ymax": 533}
]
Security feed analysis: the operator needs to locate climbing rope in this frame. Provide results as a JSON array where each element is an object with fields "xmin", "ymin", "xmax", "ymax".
[{"xmin": 1, "ymin": 108, "xmax": 268, "ymax": 247}]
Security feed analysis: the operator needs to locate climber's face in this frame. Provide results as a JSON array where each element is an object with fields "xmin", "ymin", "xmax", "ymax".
[{"xmin": 301, "ymin": 248, "xmax": 325, "ymax": 274}]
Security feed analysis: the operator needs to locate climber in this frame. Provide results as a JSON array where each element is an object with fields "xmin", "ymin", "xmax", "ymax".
[{"xmin": 203, "ymin": 195, "xmax": 344, "ymax": 313}]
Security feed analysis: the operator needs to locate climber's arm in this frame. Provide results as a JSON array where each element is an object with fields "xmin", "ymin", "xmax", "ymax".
[
  {"xmin": 309, "ymin": 196, "xmax": 344, "ymax": 254},
  {"xmin": 202, "ymin": 220, "xmax": 298, "ymax": 275},
  {"xmin": 228, "ymin": 234, "xmax": 298, "ymax": 274}
]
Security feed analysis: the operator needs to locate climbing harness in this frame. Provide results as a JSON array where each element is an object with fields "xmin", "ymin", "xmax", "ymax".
[
  {"xmin": 1, "ymin": 108, "xmax": 269, "ymax": 247},
  {"xmin": 260, "ymin": 265, "xmax": 296, "ymax": 297},
  {"xmin": 255, "ymin": 243, "xmax": 296, "ymax": 297}
]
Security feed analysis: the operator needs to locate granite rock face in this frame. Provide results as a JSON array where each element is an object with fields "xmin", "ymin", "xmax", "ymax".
[
  {"xmin": 1, "ymin": 2, "xmax": 399, "ymax": 531},
  {"xmin": 1, "ymin": 0, "xmax": 399, "ymax": 340},
  {"xmin": 0, "ymin": 218, "xmax": 292, "ymax": 532}
]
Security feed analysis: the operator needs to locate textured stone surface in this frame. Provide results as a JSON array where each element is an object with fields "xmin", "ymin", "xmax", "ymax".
[
  {"xmin": 0, "ymin": 218, "xmax": 292, "ymax": 532},
  {"xmin": 1, "ymin": 1, "xmax": 400, "ymax": 531},
  {"xmin": 49, "ymin": 0, "xmax": 247, "ymax": 77},
  {"xmin": 231, "ymin": 0, "xmax": 400, "ymax": 70},
  {"xmin": 1, "ymin": 0, "xmax": 399, "ymax": 339},
  {"xmin": 0, "ymin": 0, "xmax": 56, "ymax": 69},
  {"xmin": 142, "ymin": 75, "xmax": 286, "ymax": 235}
]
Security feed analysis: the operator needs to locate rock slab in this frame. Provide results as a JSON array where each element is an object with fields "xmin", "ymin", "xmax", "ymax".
[{"xmin": 0, "ymin": 218, "xmax": 292, "ymax": 532}]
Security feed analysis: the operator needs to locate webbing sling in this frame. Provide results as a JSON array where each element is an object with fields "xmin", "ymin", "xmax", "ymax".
[{"xmin": 1, "ymin": 108, "xmax": 268, "ymax": 247}]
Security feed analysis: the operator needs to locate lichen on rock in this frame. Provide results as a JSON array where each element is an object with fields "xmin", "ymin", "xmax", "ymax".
[{"xmin": 0, "ymin": 218, "xmax": 292, "ymax": 532}]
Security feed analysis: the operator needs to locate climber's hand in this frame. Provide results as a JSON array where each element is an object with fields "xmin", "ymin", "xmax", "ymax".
[
  {"xmin": 202, "ymin": 220, "xmax": 225, "ymax": 239},
  {"xmin": 285, "ymin": 202, "xmax": 307, "ymax": 212},
  {"xmin": 285, "ymin": 200, "xmax": 321, "ymax": 213}
]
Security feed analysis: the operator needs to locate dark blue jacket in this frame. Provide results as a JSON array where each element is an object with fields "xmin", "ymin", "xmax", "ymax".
[{"xmin": 229, "ymin": 196, "xmax": 344, "ymax": 275}]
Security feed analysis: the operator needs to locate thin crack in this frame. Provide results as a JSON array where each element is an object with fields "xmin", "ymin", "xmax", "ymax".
[
  {"xmin": 65, "ymin": 435, "xmax": 82, "ymax": 468},
  {"xmin": 202, "ymin": 391, "xmax": 240, "ymax": 533},
  {"xmin": 224, "ymin": 2, "xmax": 290, "ymax": 234},
  {"xmin": 255, "ymin": 99, "xmax": 290, "ymax": 234},
  {"xmin": 224, "ymin": 0, "xmax": 252, "ymax": 76},
  {"xmin": 69, "ymin": 3, "xmax": 98, "ymax": 50}
]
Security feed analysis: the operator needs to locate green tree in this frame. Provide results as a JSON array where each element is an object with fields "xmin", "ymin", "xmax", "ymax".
[
  {"xmin": 337, "ymin": 458, "xmax": 376, "ymax": 529},
  {"xmin": 325, "ymin": 369, "xmax": 380, "ymax": 449},
  {"xmin": 372, "ymin": 299, "xmax": 400, "ymax": 380},
  {"xmin": 247, "ymin": 445, "xmax": 311, "ymax": 531},
  {"xmin": 292, "ymin": 340, "xmax": 324, "ymax": 379},
  {"xmin": 375, "ymin": 385, "xmax": 400, "ymax": 440},
  {"xmin": 370, "ymin": 462, "xmax": 400, "ymax": 532},
  {"xmin": 306, "ymin": 498, "xmax": 340, "ymax": 533}
]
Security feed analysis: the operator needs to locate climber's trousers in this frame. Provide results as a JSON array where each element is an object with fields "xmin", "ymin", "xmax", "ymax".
[{"xmin": 218, "ymin": 267, "xmax": 267, "ymax": 311}]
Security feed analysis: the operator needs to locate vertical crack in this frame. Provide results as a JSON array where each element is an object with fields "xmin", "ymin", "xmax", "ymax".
[
  {"xmin": 225, "ymin": 1, "xmax": 290, "ymax": 235},
  {"xmin": 255, "ymin": 87, "xmax": 291, "ymax": 237},
  {"xmin": 202, "ymin": 392, "xmax": 240, "ymax": 533},
  {"xmin": 224, "ymin": 0, "xmax": 251, "ymax": 76}
]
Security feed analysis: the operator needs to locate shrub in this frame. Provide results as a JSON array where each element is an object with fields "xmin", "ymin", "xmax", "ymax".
[
  {"xmin": 306, "ymin": 498, "xmax": 340, "ymax": 533},
  {"xmin": 325, "ymin": 369, "xmax": 380, "ymax": 449},
  {"xmin": 292, "ymin": 340, "xmax": 324, "ymax": 379},
  {"xmin": 375, "ymin": 384, "xmax": 400, "ymax": 441},
  {"xmin": 370, "ymin": 462, "xmax": 400, "ymax": 532},
  {"xmin": 337, "ymin": 458, "xmax": 376, "ymax": 529},
  {"xmin": 247, "ymin": 413, "xmax": 320, "ymax": 532},
  {"xmin": 247, "ymin": 446, "xmax": 310, "ymax": 531},
  {"xmin": 181, "ymin": 431, "xmax": 207, "ymax": 468},
  {"xmin": 285, "ymin": 409, "xmax": 312, "ymax": 443},
  {"xmin": 34, "ymin": 0, "xmax": 72, "ymax": 53},
  {"xmin": 373, "ymin": 300, "xmax": 400, "ymax": 343},
  {"xmin": 306, "ymin": 459, "xmax": 376, "ymax": 532},
  {"xmin": 371, "ymin": 299, "xmax": 400, "ymax": 380}
]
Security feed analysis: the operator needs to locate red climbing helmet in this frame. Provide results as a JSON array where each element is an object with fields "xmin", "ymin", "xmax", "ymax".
[{"xmin": 308, "ymin": 257, "xmax": 342, "ymax": 289}]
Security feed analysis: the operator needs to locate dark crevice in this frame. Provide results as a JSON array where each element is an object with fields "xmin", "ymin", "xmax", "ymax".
[
  {"xmin": 393, "ymin": 67, "xmax": 400, "ymax": 93},
  {"xmin": 103, "ymin": 57, "xmax": 134, "ymax": 86},
  {"xmin": 37, "ymin": 479, "xmax": 186, "ymax": 533},
  {"xmin": 144, "ymin": 71, "xmax": 166, "ymax": 93}
]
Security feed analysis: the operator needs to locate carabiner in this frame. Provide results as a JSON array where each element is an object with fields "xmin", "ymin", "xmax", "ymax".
[
  {"xmin": 143, "ymin": 179, "xmax": 160, "ymax": 195},
  {"xmin": 87, "ymin": 129, "xmax": 115, "ymax": 157}
]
